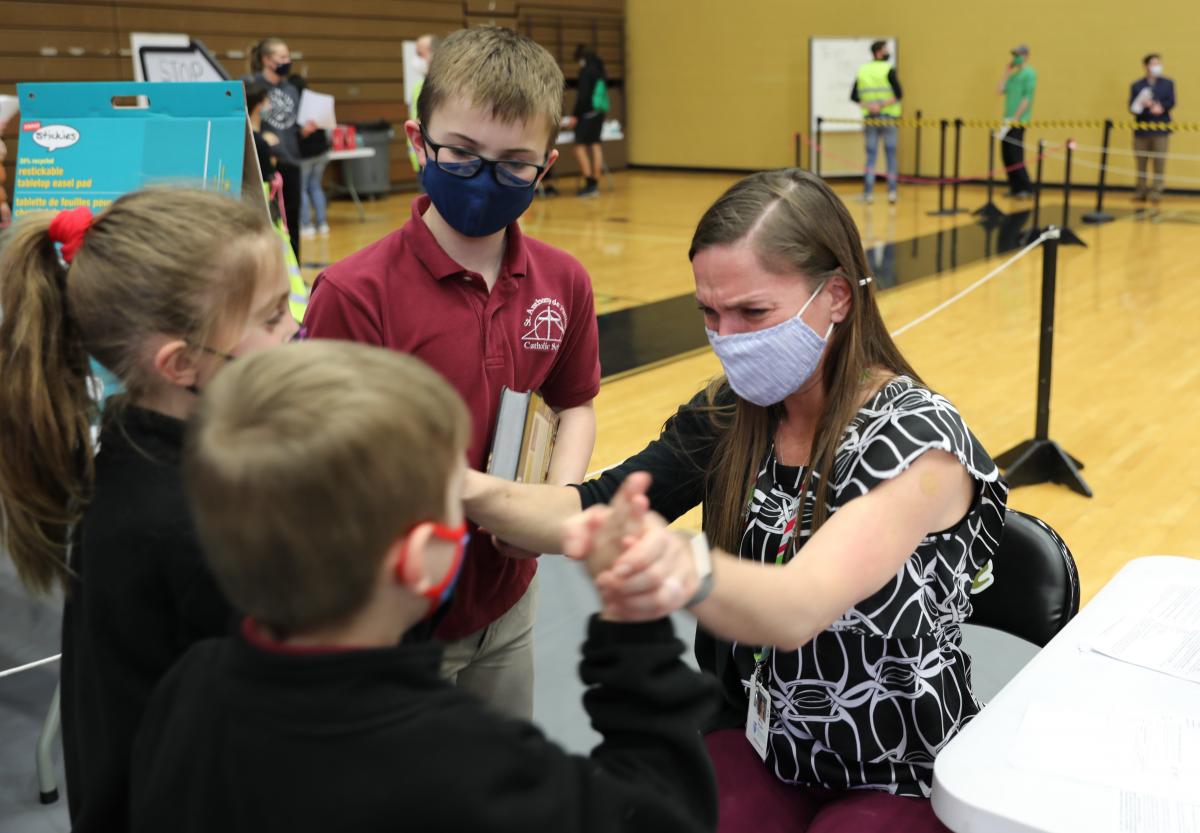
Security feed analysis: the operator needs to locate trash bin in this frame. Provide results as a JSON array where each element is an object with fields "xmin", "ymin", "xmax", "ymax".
[{"xmin": 345, "ymin": 120, "xmax": 394, "ymax": 196}]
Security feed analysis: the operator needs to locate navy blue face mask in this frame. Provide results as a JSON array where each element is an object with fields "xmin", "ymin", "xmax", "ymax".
[{"xmin": 419, "ymin": 129, "xmax": 543, "ymax": 237}]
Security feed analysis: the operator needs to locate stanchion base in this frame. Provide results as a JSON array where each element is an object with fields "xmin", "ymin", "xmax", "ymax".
[
  {"xmin": 996, "ymin": 439, "xmax": 1084, "ymax": 471},
  {"xmin": 927, "ymin": 208, "xmax": 968, "ymax": 216},
  {"xmin": 973, "ymin": 203, "xmax": 1006, "ymax": 226},
  {"xmin": 1057, "ymin": 227, "xmax": 1087, "ymax": 247},
  {"xmin": 1081, "ymin": 211, "xmax": 1115, "ymax": 224},
  {"xmin": 996, "ymin": 438, "xmax": 1092, "ymax": 498}
]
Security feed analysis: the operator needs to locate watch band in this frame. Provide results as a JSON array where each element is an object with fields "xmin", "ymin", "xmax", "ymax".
[{"xmin": 686, "ymin": 532, "xmax": 714, "ymax": 608}]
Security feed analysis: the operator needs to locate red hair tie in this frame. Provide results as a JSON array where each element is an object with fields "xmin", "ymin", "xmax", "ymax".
[{"xmin": 48, "ymin": 206, "xmax": 94, "ymax": 264}]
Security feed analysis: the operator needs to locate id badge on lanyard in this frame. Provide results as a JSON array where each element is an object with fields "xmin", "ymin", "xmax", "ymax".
[{"xmin": 745, "ymin": 659, "xmax": 771, "ymax": 760}]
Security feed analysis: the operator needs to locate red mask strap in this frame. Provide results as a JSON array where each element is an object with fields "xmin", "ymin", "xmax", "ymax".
[{"xmin": 393, "ymin": 522, "xmax": 469, "ymax": 589}]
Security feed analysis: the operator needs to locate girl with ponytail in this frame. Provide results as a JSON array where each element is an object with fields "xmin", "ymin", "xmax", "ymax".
[{"xmin": 0, "ymin": 188, "xmax": 297, "ymax": 832}]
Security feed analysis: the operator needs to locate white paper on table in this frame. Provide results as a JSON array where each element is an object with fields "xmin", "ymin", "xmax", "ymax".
[
  {"xmin": 1010, "ymin": 704, "xmax": 1200, "ymax": 799},
  {"xmin": 1085, "ymin": 583, "xmax": 1200, "ymax": 684},
  {"xmin": 0, "ymin": 94, "xmax": 19, "ymax": 125},
  {"xmin": 1118, "ymin": 791, "xmax": 1200, "ymax": 833},
  {"xmin": 298, "ymin": 90, "xmax": 337, "ymax": 131}
]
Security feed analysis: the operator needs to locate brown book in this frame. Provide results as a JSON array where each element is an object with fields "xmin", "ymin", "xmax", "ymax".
[{"xmin": 486, "ymin": 388, "xmax": 560, "ymax": 484}]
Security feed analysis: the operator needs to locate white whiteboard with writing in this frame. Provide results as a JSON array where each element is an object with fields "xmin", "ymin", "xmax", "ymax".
[{"xmin": 809, "ymin": 37, "xmax": 897, "ymax": 134}]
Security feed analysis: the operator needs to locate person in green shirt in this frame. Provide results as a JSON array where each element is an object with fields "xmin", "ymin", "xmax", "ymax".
[{"xmin": 997, "ymin": 44, "xmax": 1036, "ymax": 198}]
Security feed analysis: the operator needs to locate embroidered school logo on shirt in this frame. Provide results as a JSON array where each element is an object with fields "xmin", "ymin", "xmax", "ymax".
[{"xmin": 521, "ymin": 298, "xmax": 567, "ymax": 351}]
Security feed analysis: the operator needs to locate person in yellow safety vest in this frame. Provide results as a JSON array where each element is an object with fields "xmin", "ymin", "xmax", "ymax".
[
  {"xmin": 406, "ymin": 35, "xmax": 438, "ymax": 173},
  {"xmin": 247, "ymin": 80, "xmax": 309, "ymax": 323},
  {"xmin": 261, "ymin": 181, "xmax": 310, "ymax": 323},
  {"xmin": 850, "ymin": 40, "xmax": 903, "ymax": 205}
]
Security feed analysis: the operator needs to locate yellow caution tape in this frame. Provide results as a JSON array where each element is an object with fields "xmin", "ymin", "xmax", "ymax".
[{"xmin": 820, "ymin": 117, "xmax": 1196, "ymax": 131}]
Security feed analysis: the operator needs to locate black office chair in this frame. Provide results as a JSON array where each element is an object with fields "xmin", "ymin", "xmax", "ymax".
[{"xmin": 967, "ymin": 509, "xmax": 1080, "ymax": 648}]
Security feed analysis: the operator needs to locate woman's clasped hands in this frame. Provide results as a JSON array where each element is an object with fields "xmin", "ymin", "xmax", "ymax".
[{"xmin": 562, "ymin": 472, "xmax": 702, "ymax": 623}]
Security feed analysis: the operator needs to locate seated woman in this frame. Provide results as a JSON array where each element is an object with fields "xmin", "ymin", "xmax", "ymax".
[{"xmin": 465, "ymin": 168, "xmax": 1007, "ymax": 833}]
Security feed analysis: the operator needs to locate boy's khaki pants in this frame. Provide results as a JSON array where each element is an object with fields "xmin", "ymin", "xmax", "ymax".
[{"xmin": 440, "ymin": 575, "xmax": 538, "ymax": 720}]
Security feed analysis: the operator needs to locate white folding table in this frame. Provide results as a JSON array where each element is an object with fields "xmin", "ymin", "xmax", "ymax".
[
  {"xmin": 327, "ymin": 146, "xmax": 377, "ymax": 221},
  {"xmin": 932, "ymin": 555, "xmax": 1200, "ymax": 833}
]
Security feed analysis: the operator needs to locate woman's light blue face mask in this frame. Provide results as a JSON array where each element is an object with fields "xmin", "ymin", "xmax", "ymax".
[{"xmin": 705, "ymin": 277, "xmax": 871, "ymax": 407}]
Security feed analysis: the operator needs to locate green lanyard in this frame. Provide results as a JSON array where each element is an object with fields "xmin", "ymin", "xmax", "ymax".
[
  {"xmin": 745, "ymin": 443, "xmax": 808, "ymax": 664},
  {"xmin": 751, "ymin": 480, "xmax": 803, "ymax": 665}
]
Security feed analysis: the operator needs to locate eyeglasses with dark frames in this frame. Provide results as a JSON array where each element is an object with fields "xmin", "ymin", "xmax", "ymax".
[{"xmin": 419, "ymin": 125, "xmax": 547, "ymax": 188}]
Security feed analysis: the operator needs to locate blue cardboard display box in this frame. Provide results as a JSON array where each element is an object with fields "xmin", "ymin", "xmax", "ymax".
[
  {"xmin": 10, "ymin": 81, "xmax": 267, "ymax": 403},
  {"xmin": 12, "ymin": 80, "xmax": 260, "ymax": 218}
]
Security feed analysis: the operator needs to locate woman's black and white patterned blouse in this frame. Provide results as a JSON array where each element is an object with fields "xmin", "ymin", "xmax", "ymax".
[{"xmin": 730, "ymin": 375, "xmax": 1008, "ymax": 797}]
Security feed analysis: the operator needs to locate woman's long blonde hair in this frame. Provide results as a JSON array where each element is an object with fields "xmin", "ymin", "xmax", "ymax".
[
  {"xmin": 690, "ymin": 169, "xmax": 921, "ymax": 553},
  {"xmin": 0, "ymin": 189, "xmax": 278, "ymax": 593}
]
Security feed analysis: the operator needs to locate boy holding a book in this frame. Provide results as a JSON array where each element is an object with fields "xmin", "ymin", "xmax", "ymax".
[{"xmin": 302, "ymin": 26, "xmax": 599, "ymax": 718}]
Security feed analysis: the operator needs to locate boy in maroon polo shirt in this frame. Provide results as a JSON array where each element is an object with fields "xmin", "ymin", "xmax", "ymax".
[{"xmin": 303, "ymin": 26, "xmax": 599, "ymax": 719}]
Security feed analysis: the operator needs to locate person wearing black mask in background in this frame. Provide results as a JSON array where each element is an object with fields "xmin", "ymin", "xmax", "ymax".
[
  {"xmin": 247, "ymin": 38, "xmax": 316, "ymax": 260},
  {"xmin": 562, "ymin": 44, "xmax": 608, "ymax": 198}
]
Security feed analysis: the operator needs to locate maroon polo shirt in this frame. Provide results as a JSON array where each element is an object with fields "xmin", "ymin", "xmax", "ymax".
[{"xmin": 305, "ymin": 195, "xmax": 600, "ymax": 640}]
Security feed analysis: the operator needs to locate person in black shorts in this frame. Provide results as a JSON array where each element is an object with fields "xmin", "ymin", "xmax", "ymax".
[{"xmin": 564, "ymin": 44, "xmax": 608, "ymax": 198}]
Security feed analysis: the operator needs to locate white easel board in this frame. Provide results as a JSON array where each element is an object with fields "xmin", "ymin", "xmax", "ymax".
[{"xmin": 131, "ymin": 33, "xmax": 228, "ymax": 83}]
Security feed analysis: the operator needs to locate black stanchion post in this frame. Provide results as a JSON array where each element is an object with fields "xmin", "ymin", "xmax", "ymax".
[
  {"xmin": 995, "ymin": 228, "xmax": 1092, "ymax": 497},
  {"xmin": 949, "ymin": 118, "xmax": 967, "ymax": 214},
  {"xmin": 1083, "ymin": 119, "xmax": 1115, "ymax": 224},
  {"xmin": 938, "ymin": 119, "xmax": 946, "ymax": 209},
  {"xmin": 1024, "ymin": 139, "xmax": 1047, "ymax": 244},
  {"xmin": 974, "ymin": 128, "xmax": 1005, "ymax": 223},
  {"xmin": 816, "ymin": 117, "xmax": 824, "ymax": 178},
  {"xmin": 795, "ymin": 132, "xmax": 801, "ymax": 169},
  {"xmin": 1057, "ymin": 139, "xmax": 1087, "ymax": 246},
  {"xmin": 928, "ymin": 119, "xmax": 958, "ymax": 216},
  {"xmin": 913, "ymin": 109, "xmax": 923, "ymax": 181}
]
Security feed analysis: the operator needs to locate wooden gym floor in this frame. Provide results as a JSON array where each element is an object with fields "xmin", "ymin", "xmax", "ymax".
[{"xmin": 308, "ymin": 170, "xmax": 1200, "ymax": 605}]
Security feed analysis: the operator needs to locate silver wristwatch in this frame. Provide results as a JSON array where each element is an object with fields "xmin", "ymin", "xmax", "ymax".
[{"xmin": 686, "ymin": 532, "xmax": 714, "ymax": 608}]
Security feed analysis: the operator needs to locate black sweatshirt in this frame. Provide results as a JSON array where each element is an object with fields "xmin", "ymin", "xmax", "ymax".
[
  {"xmin": 61, "ymin": 407, "xmax": 233, "ymax": 833},
  {"xmin": 129, "ymin": 616, "xmax": 719, "ymax": 833}
]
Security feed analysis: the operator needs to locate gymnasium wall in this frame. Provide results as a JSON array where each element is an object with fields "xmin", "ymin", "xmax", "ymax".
[
  {"xmin": 0, "ymin": 0, "xmax": 626, "ymax": 190},
  {"xmin": 627, "ymin": 0, "xmax": 1200, "ymax": 189}
]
